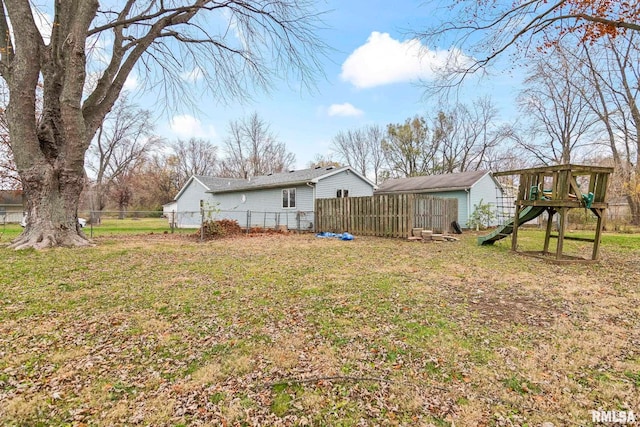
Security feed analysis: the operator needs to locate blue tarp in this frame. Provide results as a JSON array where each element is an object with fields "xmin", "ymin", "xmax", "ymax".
[{"xmin": 315, "ymin": 232, "xmax": 354, "ymax": 241}]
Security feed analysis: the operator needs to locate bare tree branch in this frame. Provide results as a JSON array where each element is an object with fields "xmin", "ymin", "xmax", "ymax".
[
  {"xmin": 0, "ymin": 0, "xmax": 325, "ymax": 248},
  {"xmin": 416, "ymin": 0, "xmax": 640, "ymax": 91},
  {"xmin": 220, "ymin": 112, "xmax": 295, "ymax": 178}
]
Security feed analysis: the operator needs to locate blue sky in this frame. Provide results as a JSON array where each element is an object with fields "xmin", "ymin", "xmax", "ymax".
[{"xmin": 132, "ymin": 0, "xmax": 526, "ymax": 168}]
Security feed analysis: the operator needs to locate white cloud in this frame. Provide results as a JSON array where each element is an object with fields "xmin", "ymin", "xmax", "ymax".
[
  {"xmin": 169, "ymin": 114, "xmax": 217, "ymax": 139},
  {"xmin": 340, "ymin": 32, "xmax": 471, "ymax": 89},
  {"xmin": 328, "ymin": 103, "xmax": 364, "ymax": 117},
  {"xmin": 180, "ymin": 67, "xmax": 204, "ymax": 83},
  {"xmin": 123, "ymin": 74, "xmax": 139, "ymax": 91}
]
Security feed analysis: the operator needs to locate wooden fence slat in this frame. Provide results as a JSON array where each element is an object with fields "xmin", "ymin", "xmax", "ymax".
[{"xmin": 314, "ymin": 193, "xmax": 457, "ymax": 237}]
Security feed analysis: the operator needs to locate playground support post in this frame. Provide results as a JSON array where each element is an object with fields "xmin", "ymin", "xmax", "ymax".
[
  {"xmin": 592, "ymin": 208, "xmax": 605, "ymax": 260},
  {"xmin": 543, "ymin": 208, "xmax": 555, "ymax": 256},
  {"xmin": 556, "ymin": 208, "xmax": 569, "ymax": 260},
  {"xmin": 511, "ymin": 205, "xmax": 522, "ymax": 252}
]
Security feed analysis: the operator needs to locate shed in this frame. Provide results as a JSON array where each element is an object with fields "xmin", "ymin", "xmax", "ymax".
[
  {"xmin": 173, "ymin": 166, "xmax": 376, "ymax": 229},
  {"xmin": 375, "ymin": 170, "xmax": 503, "ymax": 227}
]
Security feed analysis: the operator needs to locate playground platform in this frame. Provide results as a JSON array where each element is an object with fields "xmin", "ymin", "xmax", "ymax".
[{"xmin": 479, "ymin": 164, "xmax": 613, "ymax": 262}]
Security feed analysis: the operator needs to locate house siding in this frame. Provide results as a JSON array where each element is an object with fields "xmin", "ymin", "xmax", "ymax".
[
  {"xmin": 469, "ymin": 174, "xmax": 502, "ymax": 227},
  {"xmin": 315, "ymin": 170, "xmax": 375, "ymax": 200},
  {"xmin": 422, "ymin": 190, "xmax": 469, "ymax": 226},
  {"xmin": 423, "ymin": 175, "xmax": 501, "ymax": 227},
  {"xmin": 212, "ymin": 185, "xmax": 315, "ymax": 230},
  {"xmin": 0, "ymin": 206, "xmax": 23, "ymax": 223},
  {"xmin": 162, "ymin": 202, "xmax": 177, "ymax": 225},
  {"xmin": 175, "ymin": 178, "xmax": 216, "ymax": 228},
  {"xmin": 173, "ymin": 167, "xmax": 376, "ymax": 230}
]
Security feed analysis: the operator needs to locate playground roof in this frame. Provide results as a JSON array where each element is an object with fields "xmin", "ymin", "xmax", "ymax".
[{"xmin": 375, "ymin": 170, "xmax": 493, "ymax": 194}]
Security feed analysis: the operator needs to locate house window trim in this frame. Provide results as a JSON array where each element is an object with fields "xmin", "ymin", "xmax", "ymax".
[
  {"xmin": 282, "ymin": 188, "xmax": 296, "ymax": 209},
  {"xmin": 336, "ymin": 189, "xmax": 349, "ymax": 198}
]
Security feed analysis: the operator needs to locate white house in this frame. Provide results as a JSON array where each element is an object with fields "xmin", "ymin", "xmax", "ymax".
[
  {"xmin": 375, "ymin": 170, "xmax": 504, "ymax": 227},
  {"xmin": 0, "ymin": 190, "xmax": 24, "ymax": 223},
  {"xmin": 173, "ymin": 166, "xmax": 376, "ymax": 229},
  {"xmin": 162, "ymin": 201, "xmax": 178, "ymax": 225}
]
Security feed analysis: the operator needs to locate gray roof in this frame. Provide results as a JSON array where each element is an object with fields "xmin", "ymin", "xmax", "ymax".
[
  {"xmin": 194, "ymin": 176, "xmax": 245, "ymax": 191},
  {"xmin": 376, "ymin": 170, "xmax": 491, "ymax": 194},
  {"xmin": 203, "ymin": 166, "xmax": 354, "ymax": 193}
]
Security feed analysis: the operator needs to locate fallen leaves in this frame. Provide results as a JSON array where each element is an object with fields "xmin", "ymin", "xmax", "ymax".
[{"xmin": 0, "ymin": 232, "xmax": 639, "ymax": 425}]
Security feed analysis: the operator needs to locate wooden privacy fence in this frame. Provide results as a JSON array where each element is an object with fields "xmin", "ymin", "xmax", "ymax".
[{"xmin": 315, "ymin": 194, "xmax": 458, "ymax": 238}]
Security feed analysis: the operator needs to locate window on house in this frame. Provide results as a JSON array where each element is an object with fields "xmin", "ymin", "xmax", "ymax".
[
  {"xmin": 336, "ymin": 189, "xmax": 349, "ymax": 198},
  {"xmin": 282, "ymin": 188, "xmax": 296, "ymax": 208}
]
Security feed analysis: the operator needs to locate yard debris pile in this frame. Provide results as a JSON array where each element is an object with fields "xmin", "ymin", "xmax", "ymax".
[
  {"xmin": 247, "ymin": 226, "xmax": 289, "ymax": 235},
  {"xmin": 196, "ymin": 220, "xmax": 294, "ymax": 240},
  {"xmin": 196, "ymin": 219, "xmax": 243, "ymax": 239}
]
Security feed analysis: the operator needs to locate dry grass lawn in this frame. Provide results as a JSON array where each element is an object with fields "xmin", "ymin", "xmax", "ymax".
[{"xmin": 0, "ymin": 230, "xmax": 639, "ymax": 426}]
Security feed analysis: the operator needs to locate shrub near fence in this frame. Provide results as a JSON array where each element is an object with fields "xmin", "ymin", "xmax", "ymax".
[{"xmin": 315, "ymin": 194, "xmax": 458, "ymax": 238}]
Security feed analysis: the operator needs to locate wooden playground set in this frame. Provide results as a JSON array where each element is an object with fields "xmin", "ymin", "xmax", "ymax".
[{"xmin": 479, "ymin": 164, "xmax": 614, "ymax": 263}]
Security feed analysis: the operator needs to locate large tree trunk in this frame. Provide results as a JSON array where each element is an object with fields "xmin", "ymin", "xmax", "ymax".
[
  {"xmin": 628, "ymin": 177, "xmax": 640, "ymax": 225},
  {"xmin": 0, "ymin": 0, "xmax": 324, "ymax": 249},
  {"xmin": 11, "ymin": 161, "xmax": 90, "ymax": 249},
  {"xmin": 1, "ymin": 0, "xmax": 98, "ymax": 249},
  {"xmin": 629, "ymin": 198, "xmax": 640, "ymax": 225}
]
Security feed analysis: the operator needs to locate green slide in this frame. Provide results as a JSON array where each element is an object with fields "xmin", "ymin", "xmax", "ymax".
[{"xmin": 478, "ymin": 206, "xmax": 547, "ymax": 245}]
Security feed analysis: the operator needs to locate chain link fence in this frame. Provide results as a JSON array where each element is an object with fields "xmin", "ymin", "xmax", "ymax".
[
  {"xmin": 79, "ymin": 209, "xmax": 315, "ymax": 238},
  {"xmin": 173, "ymin": 209, "xmax": 315, "ymax": 233}
]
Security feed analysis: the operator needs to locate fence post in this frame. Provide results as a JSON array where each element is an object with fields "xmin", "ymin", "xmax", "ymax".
[
  {"xmin": 407, "ymin": 194, "xmax": 414, "ymax": 237},
  {"xmin": 170, "ymin": 211, "xmax": 175, "ymax": 234},
  {"xmin": 200, "ymin": 201, "xmax": 204, "ymax": 242}
]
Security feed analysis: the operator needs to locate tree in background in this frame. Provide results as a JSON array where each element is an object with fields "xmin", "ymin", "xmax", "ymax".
[
  {"xmin": 382, "ymin": 116, "xmax": 438, "ymax": 178},
  {"xmin": 134, "ymin": 155, "xmax": 183, "ymax": 209},
  {"xmin": 1, "ymin": 1, "xmax": 325, "ymax": 249},
  {"xmin": 172, "ymin": 138, "xmax": 219, "ymax": 187},
  {"xmin": 331, "ymin": 124, "xmax": 385, "ymax": 183},
  {"xmin": 381, "ymin": 107, "xmax": 509, "ymax": 179},
  {"xmin": 307, "ymin": 154, "xmax": 341, "ymax": 169},
  {"xmin": 517, "ymin": 48, "xmax": 598, "ymax": 165},
  {"xmin": 220, "ymin": 112, "xmax": 295, "ymax": 178},
  {"xmin": 86, "ymin": 95, "xmax": 161, "ymax": 220},
  {"xmin": 432, "ymin": 98, "xmax": 507, "ymax": 173},
  {"xmin": 109, "ymin": 172, "xmax": 134, "ymax": 220},
  {"xmin": 332, "ymin": 129, "xmax": 368, "ymax": 176},
  {"xmin": 574, "ymin": 33, "xmax": 640, "ymax": 224}
]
